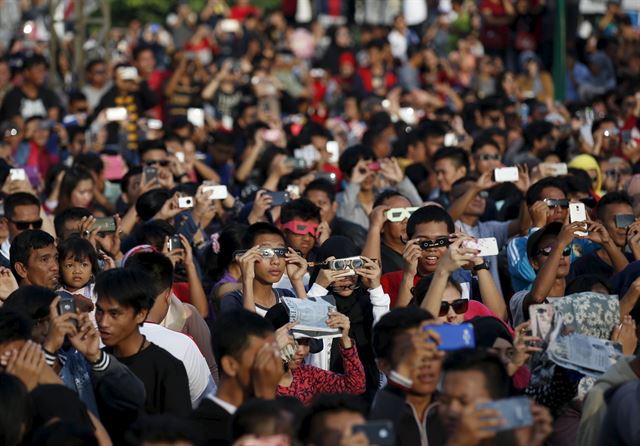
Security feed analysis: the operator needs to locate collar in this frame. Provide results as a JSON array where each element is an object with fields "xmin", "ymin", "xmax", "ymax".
[{"xmin": 209, "ymin": 395, "xmax": 237, "ymax": 414}]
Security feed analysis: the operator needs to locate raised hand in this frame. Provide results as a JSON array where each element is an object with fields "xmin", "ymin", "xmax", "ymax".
[
  {"xmin": 43, "ymin": 297, "xmax": 79, "ymax": 354},
  {"xmin": 3, "ymin": 340, "xmax": 45, "ymax": 391},
  {"xmin": 356, "ymin": 256, "xmax": 381, "ymax": 289},
  {"xmin": 69, "ymin": 313, "xmax": 102, "ymax": 363},
  {"xmin": 251, "ymin": 341, "xmax": 285, "ymax": 399}
]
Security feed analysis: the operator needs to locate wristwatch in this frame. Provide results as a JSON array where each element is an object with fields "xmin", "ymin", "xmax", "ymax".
[{"xmin": 472, "ymin": 262, "xmax": 489, "ymax": 275}]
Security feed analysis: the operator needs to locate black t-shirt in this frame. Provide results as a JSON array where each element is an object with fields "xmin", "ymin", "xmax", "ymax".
[
  {"xmin": 116, "ymin": 342, "xmax": 191, "ymax": 417},
  {"xmin": 381, "ymin": 241, "xmax": 404, "ymax": 274},
  {"xmin": 568, "ymin": 249, "xmax": 635, "ymax": 282},
  {"xmin": 0, "ymin": 86, "xmax": 61, "ymax": 121}
]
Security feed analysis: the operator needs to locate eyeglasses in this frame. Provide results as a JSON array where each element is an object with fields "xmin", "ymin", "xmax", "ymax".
[
  {"xmin": 144, "ymin": 160, "xmax": 170, "ymax": 167},
  {"xmin": 419, "ymin": 238, "xmax": 450, "ymax": 250},
  {"xmin": 233, "ymin": 248, "xmax": 289, "ymax": 258},
  {"xmin": 281, "ymin": 220, "xmax": 318, "ymax": 236},
  {"xmin": 385, "ymin": 207, "xmax": 419, "ymax": 223},
  {"xmin": 605, "ymin": 168, "xmax": 632, "ymax": 177},
  {"xmin": 476, "ymin": 154, "xmax": 501, "ymax": 161},
  {"xmin": 439, "ymin": 299, "xmax": 469, "ymax": 317},
  {"xmin": 544, "ymin": 198, "xmax": 569, "ymax": 209},
  {"xmin": 10, "ymin": 219, "xmax": 43, "ymax": 230},
  {"xmin": 536, "ymin": 246, "xmax": 571, "ymax": 257}
]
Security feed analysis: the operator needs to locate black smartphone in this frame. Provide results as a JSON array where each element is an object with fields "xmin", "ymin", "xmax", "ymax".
[
  {"xmin": 168, "ymin": 235, "xmax": 182, "ymax": 251},
  {"xmin": 622, "ymin": 130, "xmax": 632, "ymax": 145},
  {"xmin": 143, "ymin": 166, "xmax": 158, "ymax": 184},
  {"xmin": 615, "ymin": 214, "xmax": 635, "ymax": 229},
  {"xmin": 57, "ymin": 291, "xmax": 77, "ymax": 328},
  {"xmin": 265, "ymin": 191, "xmax": 290, "ymax": 207},
  {"xmin": 91, "ymin": 217, "xmax": 116, "ymax": 233},
  {"xmin": 352, "ymin": 421, "xmax": 394, "ymax": 446}
]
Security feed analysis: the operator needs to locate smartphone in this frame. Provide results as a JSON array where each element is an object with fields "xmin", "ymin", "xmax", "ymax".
[
  {"xmin": 352, "ymin": 421, "xmax": 394, "ymax": 446},
  {"xmin": 168, "ymin": 235, "xmax": 182, "ymax": 251},
  {"xmin": 220, "ymin": 18, "xmax": 240, "ymax": 33},
  {"xmin": 91, "ymin": 217, "xmax": 116, "ymax": 233},
  {"xmin": 9, "ymin": 168, "xmax": 26, "ymax": 182},
  {"xmin": 286, "ymin": 157, "xmax": 308, "ymax": 170},
  {"xmin": 175, "ymin": 151, "xmax": 185, "ymax": 163},
  {"xmin": 368, "ymin": 161, "xmax": 381, "ymax": 172},
  {"xmin": 493, "ymin": 167, "xmax": 519, "ymax": 183},
  {"xmin": 57, "ymin": 292, "xmax": 77, "ymax": 328},
  {"xmin": 143, "ymin": 166, "xmax": 158, "ymax": 184},
  {"xmin": 528, "ymin": 304, "xmax": 554, "ymax": 341},
  {"xmin": 286, "ymin": 184, "xmax": 300, "ymax": 196},
  {"xmin": 117, "ymin": 66, "xmax": 138, "ymax": 81},
  {"xmin": 615, "ymin": 214, "xmax": 635, "ymax": 229},
  {"xmin": 569, "ymin": 202, "xmax": 588, "ymax": 236},
  {"xmin": 105, "ymin": 107, "xmax": 128, "ymax": 122},
  {"xmin": 187, "ymin": 108, "xmax": 205, "ymax": 127},
  {"xmin": 315, "ymin": 172, "xmax": 337, "ymax": 183},
  {"xmin": 540, "ymin": 162, "xmax": 568, "ymax": 176},
  {"xmin": 444, "ymin": 132, "xmax": 457, "ymax": 147},
  {"xmin": 178, "ymin": 196, "xmax": 194, "ymax": 209},
  {"xmin": 423, "ymin": 323, "xmax": 475, "ymax": 351},
  {"xmin": 310, "ymin": 68, "xmax": 326, "ymax": 78},
  {"xmin": 326, "ymin": 141, "xmax": 340, "ymax": 164},
  {"xmin": 263, "ymin": 129, "xmax": 281, "ymax": 143},
  {"xmin": 477, "ymin": 397, "xmax": 533, "ymax": 432},
  {"xmin": 202, "ymin": 184, "xmax": 228, "ymax": 200},
  {"xmin": 265, "ymin": 191, "xmax": 290, "ymax": 207},
  {"xmin": 622, "ymin": 130, "xmax": 632, "ymax": 144},
  {"xmin": 147, "ymin": 119, "xmax": 163, "ymax": 130},
  {"xmin": 462, "ymin": 237, "xmax": 499, "ymax": 257}
]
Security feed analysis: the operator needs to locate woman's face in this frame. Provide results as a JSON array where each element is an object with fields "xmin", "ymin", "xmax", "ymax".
[
  {"xmin": 289, "ymin": 340, "xmax": 310, "ymax": 369},
  {"xmin": 252, "ymin": 234, "xmax": 286, "ymax": 284},
  {"xmin": 70, "ymin": 179, "xmax": 94, "ymax": 208},
  {"xmin": 437, "ymin": 284, "xmax": 465, "ymax": 324},
  {"xmin": 489, "ymin": 337, "xmax": 515, "ymax": 369},
  {"xmin": 332, "ymin": 275, "xmax": 357, "ymax": 297}
]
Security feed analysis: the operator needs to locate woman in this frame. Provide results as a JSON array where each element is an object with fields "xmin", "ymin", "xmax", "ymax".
[
  {"xmin": 569, "ymin": 154, "xmax": 602, "ymax": 197},
  {"xmin": 266, "ymin": 303, "xmax": 366, "ymax": 406},
  {"xmin": 516, "ymin": 51, "xmax": 553, "ymax": 103},
  {"xmin": 308, "ymin": 236, "xmax": 390, "ymax": 401},
  {"xmin": 56, "ymin": 166, "xmax": 95, "ymax": 215}
]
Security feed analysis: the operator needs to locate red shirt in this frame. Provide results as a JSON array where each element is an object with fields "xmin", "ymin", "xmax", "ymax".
[{"xmin": 229, "ymin": 5, "xmax": 259, "ymax": 20}]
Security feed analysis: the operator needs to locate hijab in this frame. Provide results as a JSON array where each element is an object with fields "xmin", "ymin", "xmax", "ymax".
[{"xmin": 569, "ymin": 154, "xmax": 603, "ymax": 196}]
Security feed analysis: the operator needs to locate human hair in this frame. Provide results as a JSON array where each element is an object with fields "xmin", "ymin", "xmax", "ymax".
[
  {"xmin": 132, "ymin": 43, "xmax": 154, "ymax": 61},
  {"xmin": 3, "ymin": 286, "xmax": 56, "ymax": 321},
  {"xmin": 85, "ymin": 58, "xmax": 105, "ymax": 73},
  {"xmin": 566, "ymin": 168, "xmax": 593, "ymax": 195},
  {"xmin": 121, "ymin": 166, "xmax": 142, "ymax": 195},
  {"xmin": 95, "ymin": 268, "xmax": 155, "ymax": 316},
  {"xmin": 471, "ymin": 137, "xmax": 501, "ymax": 154},
  {"xmin": 591, "ymin": 115, "xmax": 617, "ymax": 136},
  {"xmin": 372, "ymin": 190, "xmax": 407, "ymax": 210},
  {"xmin": 204, "ymin": 224, "xmax": 247, "ymax": 282},
  {"xmin": 4, "ymin": 192, "xmax": 40, "ymax": 220},
  {"xmin": 303, "ymin": 179, "xmax": 336, "ymax": 203},
  {"xmin": 10, "ymin": 230, "xmax": 55, "ymax": 281},
  {"xmin": 523, "ymin": 120, "xmax": 553, "ymax": 146},
  {"xmin": 0, "ymin": 373, "xmax": 31, "ymax": 446},
  {"xmin": 57, "ymin": 166, "xmax": 94, "ymax": 214},
  {"xmin": 57, "ymin": 236, "xmax": 100, "ymax": 277},
  {"xmin": 124, "ymin": 251, "xmax": 174, "ymax": 294},
  {"xmin": 392, "ymin": 127, "xmax": 422, "ymax": 158},
  {"xmin": 242, "ymin": 222, "xmax": 286, "ymax": 249},
  {"xmin": 212, "ymin": 309, "xmax": 274, "ymax": 367},
  {"xmin": 432, "ymin": 147, "xmax": 470, "ymax": 172},
  {"xmin": 419, "ymin": 120, "xmax": 448, "ymax": 140},
  {"xmin": 138, "ymin": 140, "xmax": 168, "ymax": 160},
  {"xmin": 406, "ymin": 205, "xmax": 455, "ymax": 238},
  {"xmin": 30, "ymin": 421, "xmax": 98, "ymax": 446},
  {"xmin": 230, "ymin": 399, "xmax": 292, "ymax": 441},
  {"xmin": 23, "ymin": 54, "xmax": 48, "ymax": 70},
  {"xmin": 125, "ymin": 414, "xmax": 199, "ymax": 445},
  {"xmin": 372, "ymin": 307, "xmax": 434, "ymax": 362},
  {"xmin": 565, "ymin": 275, "xmax": 612, "ymax": 295},
  {"xmin": 133, "ymin": 219, "xmax": 175, "ymax": 251},
  {"xmin": 0, "ymin": 311, "xmax": 32, "ymax": 345},
  {"xmin": 338, "ymin": 144, "xmax": 373, "ymax": 177},
  {"xmin": 73, "ymin": 153, "xmax": 104, "ymax": 176},
  {"xmin": 135, "ymin": 189, "xmax": 172, "ymax": 221},
  {"xmin": 412, "ymin": 275, "xmax": 462, "ymax": 307},
  {"xmin": 280, "ymin": 199, "xmax": 321, "ymax": 224},
  {"xmin": 596, "ymin": 191, "xmax": 633, "ymax": 221},
  {"xmin": 298, "ymin": 394, "xmax": 368, "ymax": 445},
  {"xmin": 53, "ymin": 207, "xmax": 92, "ymax": 240},
  {"xmin": 442, "ymin": 349, "xmax": 510, "ymax": 399},
  {"xmin": 525, "ymin": 177, "xmax": 567, "ymax": 206}
]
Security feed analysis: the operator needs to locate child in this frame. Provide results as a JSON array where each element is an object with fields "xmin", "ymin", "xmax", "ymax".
[{"xmin": 57, "ymin": 235, "xmax": 100, "ymax": 310}]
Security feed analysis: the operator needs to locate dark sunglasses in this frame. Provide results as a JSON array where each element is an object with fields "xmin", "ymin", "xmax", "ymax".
[
  {"xmin": 476, "ymin": 154, "xmax": 501, "ymax": 161},
  {"xmin": 439, "ymin": 299, "xmax": 469, "ymax": 317},
  {"xmin": 419, "ymin": 238, "xmax": 450, "ymax": 250},
  {"xmin": 605, "ymin": 168, "xmax": 632, "ymax": 177},
  {"xmin": 537, "ymin": 246, "xmax": 571, "ymax": 257},
  {"xmin": 580, "ymin": 196, "xmax": 597, "ymax": 209},
  {"xmin": 11, "ymin": 219, "xmax": 43, "ymax": 230},
  {"xmin": 544, "ymin": 198, "xmax": 569, "ymax": 209},
  {"xmin": 144, "ymin": 160, "xmax": 170, "ymax": 167}
]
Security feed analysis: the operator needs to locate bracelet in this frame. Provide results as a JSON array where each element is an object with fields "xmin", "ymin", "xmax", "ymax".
[
  {"xmin": 472, "ymin": 262, "xmax": 489, "ymax": 274},
  {"xmin": 91, "ymin": 351, "xmax": 110, "ymax": 372},
  {"xmin": 43, "ymin": 349, "xmax": 58, "ymax": 367}
]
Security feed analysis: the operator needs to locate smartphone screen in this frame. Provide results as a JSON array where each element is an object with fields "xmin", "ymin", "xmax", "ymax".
[{"xmin": 423, "ymin": 323, "xmax": 475, "ymax": 351}]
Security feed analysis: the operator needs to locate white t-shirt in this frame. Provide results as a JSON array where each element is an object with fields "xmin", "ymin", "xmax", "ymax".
[{"xmin": 140, "ymin": 322, "xmax": 215, "ymax": 407}]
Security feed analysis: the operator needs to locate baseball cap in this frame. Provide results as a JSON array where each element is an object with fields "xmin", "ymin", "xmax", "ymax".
[{"xmin": 526, "ymin": 222, "xmax": 563, "ymax": 260}]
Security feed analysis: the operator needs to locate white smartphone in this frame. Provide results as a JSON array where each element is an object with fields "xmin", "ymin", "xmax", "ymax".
[
  {"xmin": 178, "ymin": 196, "xmax": 194, "ymax": 209},
  {"xmin": 326, "ymin": 141, "xmax": 340, "ymax": 164},
  {"xmin": 117, "ymin": 66, "xmax": 138, "ymax": 81},
  {"xmin": 175, "ymin": 151, "xmax": 185, "ymax": 163},
  {"xmin": 9, "ymin": 168, "xmax": 26, "ymax": 182},
  {"xmin": 569, "ymin": 202, "xmax": 588, "ymax": 236},
  {"xmin": 286, "ymin": 184, "xmax": 300, "ymax": 196},
  {"xmin": 444, "ymin": 132, "xmax": 457, "ymax": 147},
  {"xmin": 202, "ymin": 185, "xmax": 228, "ymax": 200},
  {"xmin": 541, "ymin": 162, "xmax": 568, "ymax": 176},
  {"xmin": 463, "ymin": 237, "xmax": 499, "ymax": 257},
  {"xmin": 187, "ymin": 108, "xmax": 205, "ymax": 127},
  {"xmin": 220, "ymin": 19, "xmax": 240, "ymax": 33},
  {"xmin": 493, "ymin": 167, "xmax": 519, "ymax": 183},
  {"xmin": 105, "ymin": 107, "xmax": 128, "ymax": 122},
  {"xmin": 148, "ymin": 119, "xmax": 163, "ymax": 130}
]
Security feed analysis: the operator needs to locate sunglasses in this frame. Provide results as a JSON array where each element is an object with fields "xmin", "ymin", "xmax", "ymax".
[
  {"xmin": 537, "ymin": 246, "xmax": 571, "ymax": 257},
  {"xmin": 385, "ymin": 207, "xmax": 419, "ymax": 223},
  {"xmin": 419, "ymin": 238, "xmax": 450, "ymax": 250},
  {"xmin": 144, "ymin": 160, "xmax": 170, "ymax": 167},
  {"xmin": 281, "ymin": 220, "xmax": 318, "ymax": 236},
  {"xmin": 233, "ymin": 248, "xmax": 289, "ymax": 258},
  {"xmin": 543, "ymin": 198, "xmax": 569, "ymax": 209},
  {"xmin": 439, "ymin": 299, "xmax": 469, "ymax": 317},
  {"xmin": 605, "ymin": 168, "xmax": 632, "ymax": 177},
  {"xmin": 580, "ymin": 196, "xmax": 597, "ymax": 209},
  {"xmin": 476, "ymin": 154, "xmax": 501, "ymax": 161},
  {"xmin": 11, "ymin": 219, "xmax": 43, "ymax": 230}
]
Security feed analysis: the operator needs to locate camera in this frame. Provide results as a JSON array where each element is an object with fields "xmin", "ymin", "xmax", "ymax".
[
  {"xmin": 326, "ymin": 257, "xmax": 364, "ymax": 271},
  {"xmin": 178, "ymin": 196, "xmax": 194, "ymax": 209}
]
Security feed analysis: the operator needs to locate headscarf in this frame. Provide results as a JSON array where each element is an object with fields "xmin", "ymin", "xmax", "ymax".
[
  {"xmin": 469, "ymin": 316, "xmax": 513, "ymax": 348},
  {"xmin": 569, "ymin": 154, "xmax": 602, "ymax": 196},
  {"xmin": 587, "ymin": 51, "xmax": 617, "ymax": 91}
]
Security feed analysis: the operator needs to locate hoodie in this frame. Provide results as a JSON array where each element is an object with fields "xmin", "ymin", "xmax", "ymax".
[{"xmin": 577, "ymin": 356, "xmax": 639, "ymax": 446}]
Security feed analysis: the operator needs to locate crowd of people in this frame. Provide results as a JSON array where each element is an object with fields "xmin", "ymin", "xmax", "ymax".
[{"xmin": 0, "ymin": 0, "xmax": 640, "ymax": 445}]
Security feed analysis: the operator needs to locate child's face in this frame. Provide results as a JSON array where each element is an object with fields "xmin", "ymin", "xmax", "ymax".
[{"xmin": 61, "ymin": 255, "xmax": 92, "ymax": 291}]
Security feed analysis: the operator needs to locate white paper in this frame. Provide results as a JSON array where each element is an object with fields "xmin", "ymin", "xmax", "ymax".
[{"xmin": 282, "ymin": 296, "xmax": 341, "ymax": 339}]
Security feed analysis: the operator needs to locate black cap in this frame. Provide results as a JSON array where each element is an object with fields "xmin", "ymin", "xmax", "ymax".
[
  {"xmin": 264, "ymin": 303, "xmax": 324, "ymax": 354},
  {"xmin": 526, "ymin": 222, "xmax": 563, "ymax": 260}
]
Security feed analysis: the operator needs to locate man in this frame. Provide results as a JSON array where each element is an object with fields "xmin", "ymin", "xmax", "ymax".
[
  {"xmin": 190, "ymin": 309, "xmax": 283, "ymax": 445},
  {"xmin": 298, "ymin": 394, "xmax": 370, "ymax": 446},
  {"xmin": 139, "ymin": 140, "xmax": 177, "ymax": 187},
  {"xmin": 0, "ymin": 54, "xmax": 61, "ymax": 124},
  {"xmin": 511, "ymin": 120, "xmax": 555, "ymax": 166},
  {"xmin": 568, "ymin": 191, "xmax": 633, "ymax": 279},
  {"xmin": 82, "ymin": 59, "xmax": 112, "ymax": 111},
  {"xmin": 10, "ymin": 229, "xmax": 59, "ymax": 290},
  {"xmin": 303, "ymin": 178, "xmax": 368, "ymax": 251},
  {"xmin": 439, "ymin": 349, "xmax": 552, "ymax": 446},
  {"xmin": 1, "ymin": 192, "xmax": 44, "ymax": 267},
  {"xmin": 53, "ymin": 207, "xmax": 92, "ymax": 242},
  {"xmin": 596, "ymin": 380, "xmax": 640, "ymax": 445},
  {"xmin": 429, "ymin": 147, "xmax": 470, "ymax": 207},
  {"xmin": 95, "ymin": 268, "xmax": 191, "ymax": 416},
  {"xmin": 370, "ymin": 307, "xmax": 445, "ymax": 446}
]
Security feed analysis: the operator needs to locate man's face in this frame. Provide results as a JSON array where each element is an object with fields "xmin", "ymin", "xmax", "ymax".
[
  {"xmin": 601, "ymin": 202, "xmax": 634, "ymax": 248},
  {"xmin": 125, "ymin": 173, "xmax": 143, "ymax": 204},
  {"xmin": 530, "ymin": 234, "xmax": 570, "ymax": 277},
  {"xmin": 539, "ymin": 187, "xmax": 568, "ymax": 223},
  {"xmin": 413, "ymin": 221, "xmax": 451, "ymax": 275},
  {"xmin": 135, "ymin": 49, "xmax": 156, "ymax": 77},
  {"xmin": 451, "ymin": 181, "xmax": 486, "ymax": 217},
  {"xmin": 474, "ymin": 145, "xmax": 501, "ymax": 175},
  {"xmin": 482, "ymin": 111, "xmax": 505, "ymax": 129},
  {"xmin": 230, "ymin": 333, "xmax": 276, "ymax": 395},
  {"xmin": 284, "ymin": 220, "xmax": 318, "ymax": 258},
  {"xmin": 306, "ymin": 190, "xmax": 336, "ymax": 223},
  {"xmin": 22, "ymin": 244, "xmax": 59, "ymax": 289},
  {"xmin": 425, "ymin": 135, "xmax": 445, "ymax": 157},
  {"xmin": 252, "ymin": 233, "xmax": 287, "ymax": 284},
  {"xmin": 95, "ymin": 297, "xmax": 145, "ymax": 347},
  {"xmin": 8, "ymin": 204, "xmax": 41, "ymax": 240},
  {"xmin": 24, "ymin": 63, "xmax": 47, "ymax": 86},
  {"xmin": 315, "ymin": 410, "xmax": 368, "ymax": 446},
  {"xmin": 434, "ymin": 158, "xmax": 466, "ymax": 193},
  {"xmin": 87, "ymin": 63, "xmax": 108, "ymax": 88},
  {"xmin": 382, "ymin": 195, "xmax": 412, "ymax": 243},
  {"xmin": 440, "ymin": 370, "xmax": 492, "ymax": 435}
]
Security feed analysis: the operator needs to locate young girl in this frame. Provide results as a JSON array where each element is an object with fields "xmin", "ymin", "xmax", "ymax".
[{"xmin": 57, "ymin": 236, "xmax": 100, "ymax": 307}]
